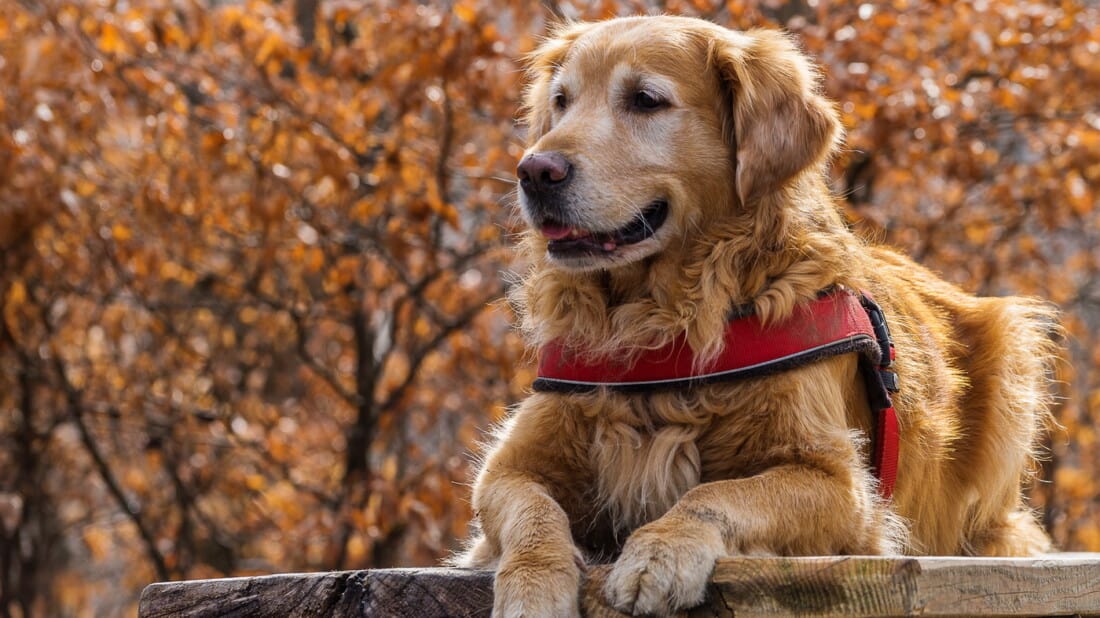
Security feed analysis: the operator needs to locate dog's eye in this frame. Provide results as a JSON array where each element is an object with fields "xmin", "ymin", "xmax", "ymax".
[
  {"xmin": 553, "ymin": 92, "xmax": 568, "ymax": 111},
  {"xmin": 632, "ymin": 91, "xmax": 667, "ymax": 112}
]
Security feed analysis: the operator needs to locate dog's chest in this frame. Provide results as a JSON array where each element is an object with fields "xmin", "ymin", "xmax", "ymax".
[
  {"xmin": 588, "ymin": 398, "xmax": 705, "ymax": 533},
  {"xmin": 580, "ymin": 385, "xmax": 774, "ymax": 536}
]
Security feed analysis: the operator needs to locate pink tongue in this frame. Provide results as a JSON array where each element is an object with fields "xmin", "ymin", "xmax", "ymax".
[{"xmin": 540, "ymin": 223, "xmax": 573, "ymax": 240}]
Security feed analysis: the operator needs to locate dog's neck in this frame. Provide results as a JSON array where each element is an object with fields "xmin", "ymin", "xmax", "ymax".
[{"xmin": 513, "ymin": 184, "xmax": 862, "ymax": 363}]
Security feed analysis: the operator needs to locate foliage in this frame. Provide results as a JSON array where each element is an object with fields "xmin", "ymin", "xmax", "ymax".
[{"xmin": 0, "ymin": 0, "xmax": 1097, "ymax": 615}]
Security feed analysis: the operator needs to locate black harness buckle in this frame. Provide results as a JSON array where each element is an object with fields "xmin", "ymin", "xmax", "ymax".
[{"xmin": 860, "ymin": 293, "xmax": 899, "ymax": 393}]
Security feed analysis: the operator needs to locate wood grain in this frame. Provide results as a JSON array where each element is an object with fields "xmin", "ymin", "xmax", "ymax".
[
  {"xmin": 139, "ymin": 555, "xmax": 1100, "ymax": 617},
  {"xmin": 139, "ymin": 568, "xmax": 494, "ymax": 618}
]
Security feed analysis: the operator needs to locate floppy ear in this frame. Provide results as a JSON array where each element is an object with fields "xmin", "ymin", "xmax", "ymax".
[
  {"xmin": 521, "ymin": 22, "xmax": 593, "ymax": 146},
  {"xmin": 710, "ymin": 29, "xmax": 842, "ymax": 205}
]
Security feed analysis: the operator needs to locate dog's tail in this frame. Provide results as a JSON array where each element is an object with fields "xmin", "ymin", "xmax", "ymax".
[{"xmin": 960, "ymin": 294, "xmax": 1061, "ymax": 555}]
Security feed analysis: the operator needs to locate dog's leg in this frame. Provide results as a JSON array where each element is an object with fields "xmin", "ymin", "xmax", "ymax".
[
  {"xmin": 969, "ymin": 509, "xmax": 1051, "ymax": 556},
  {"xmin": 467, "ymin": 400, "xmax": 592, "ymax": 617},
  {"xmin": 474, "ymin": 471, "xmax": 585, "ymax": 617},
  {"xmin": 604, "ymin": 463, "xmax": 885, "ymax": 616}
]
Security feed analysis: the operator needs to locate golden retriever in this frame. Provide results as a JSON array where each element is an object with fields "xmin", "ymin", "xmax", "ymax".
[{"xmin": 456, "ymin": 15, "xmax": 1057, "ymax": 617}]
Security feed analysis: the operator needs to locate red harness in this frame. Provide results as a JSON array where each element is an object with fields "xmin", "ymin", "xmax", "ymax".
[{"xmin": 534, "ymin": 288, "xmax": 900, "ymax": 499}]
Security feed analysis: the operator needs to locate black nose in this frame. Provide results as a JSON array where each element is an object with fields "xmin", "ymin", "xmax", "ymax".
[{"xmin": 517, "ymin": 152, "xmax": 572, "ymax": 196}]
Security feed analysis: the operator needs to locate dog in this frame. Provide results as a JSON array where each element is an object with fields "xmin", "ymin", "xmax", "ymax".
[{"xmin": 456, "ymin": 15, "xmax": 1057, "ymax": 617}]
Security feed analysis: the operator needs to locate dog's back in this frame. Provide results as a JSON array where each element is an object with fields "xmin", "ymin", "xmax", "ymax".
[{"xmin": 865, "ymin": 246, "xmax": 1055, "ymax": 555}]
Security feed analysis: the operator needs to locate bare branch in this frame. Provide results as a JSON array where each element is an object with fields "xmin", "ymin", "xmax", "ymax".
[
  {"xmin": 39, "ymin": 324, "xmax": 172, "ymax": 581},
  {"xmin": 380, "ymin": 291, "xmax": 498, "ymax": 413}
]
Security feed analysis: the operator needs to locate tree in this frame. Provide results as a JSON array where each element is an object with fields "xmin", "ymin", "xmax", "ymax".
[{"xmin": 2, "ymin": 1, "xmax": 539, "ymax": 614}]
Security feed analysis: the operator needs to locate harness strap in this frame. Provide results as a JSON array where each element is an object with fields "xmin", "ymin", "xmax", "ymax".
[
  {"xmin": 860, "ymin": 292, "xmax": 899, "ymax": 499},
  {"xmin": 534, "ymin": 288, "xmax": 901, "ymax": 498}
]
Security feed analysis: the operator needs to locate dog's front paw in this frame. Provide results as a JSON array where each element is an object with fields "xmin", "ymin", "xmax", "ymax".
[
  {"xmin": 493, "ymin": 549, "xmax": 584, "ymax": 618},
  {"xmin": 603, "ymin": 525, "xmax": 719, "ymax": 616}
]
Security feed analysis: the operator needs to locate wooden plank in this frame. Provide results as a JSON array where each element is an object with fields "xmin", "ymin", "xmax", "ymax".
[
  {"xmin": 138, "ymin": 568, "xmax": 494, "ymax": 618},
  {"xmin": 139, "ymin": 555, "xmax": 1100, "ymax": 617},
  {"xmin": 699, "ymin": 555, "xmax": 1100, "ymax": 617}
]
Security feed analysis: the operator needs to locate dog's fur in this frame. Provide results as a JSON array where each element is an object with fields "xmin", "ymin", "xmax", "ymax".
[{"xmin": 456, "ymin": 16, "xmax": 1057, "ymax": 617}]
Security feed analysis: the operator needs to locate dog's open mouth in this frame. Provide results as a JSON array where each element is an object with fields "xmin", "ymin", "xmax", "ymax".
[{"xmin": 539, "ymin": 201, "xmax": 669, "ymax": 256}]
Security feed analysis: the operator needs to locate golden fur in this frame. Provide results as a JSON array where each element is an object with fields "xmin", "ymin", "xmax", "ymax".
[{"xmin": 456, "ymin": 16, "xmax": 1057, "ymax": 617}]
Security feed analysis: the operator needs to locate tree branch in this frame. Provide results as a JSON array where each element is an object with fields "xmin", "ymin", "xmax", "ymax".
[
  {"xmin": 380, "ymin": 291, "xmax": 497, "ymax": 413},
  {"xmin": 27, "ymin": 282, "xmax": 171, "ymax": 581}
]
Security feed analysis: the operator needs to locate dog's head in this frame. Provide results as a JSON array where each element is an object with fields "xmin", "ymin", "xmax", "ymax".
[{"xmin": 516, "ymin": 16, "xmax": 841, "ymax": 272}]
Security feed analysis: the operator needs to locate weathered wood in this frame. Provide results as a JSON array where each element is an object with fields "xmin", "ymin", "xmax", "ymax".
[
  {"xmin": 139, "ymin": 555, "xmax": 1100, "ymax": 617},
  {"xmin": 138, "ymin": 568, "xmax": 494, "ymax": 618}
]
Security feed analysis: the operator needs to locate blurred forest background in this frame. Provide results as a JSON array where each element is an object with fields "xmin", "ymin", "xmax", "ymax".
[{"xmin": 1, "ymin": 0, "xmax": 1098, "ymax": 615}]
